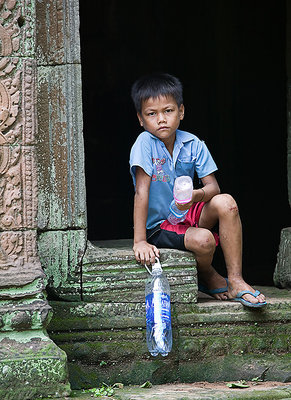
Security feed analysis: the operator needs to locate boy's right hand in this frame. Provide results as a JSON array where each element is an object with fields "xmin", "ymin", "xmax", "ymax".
[{"xmin": 133, "ymin": 240, "xmax": 160, "ymax": 266}]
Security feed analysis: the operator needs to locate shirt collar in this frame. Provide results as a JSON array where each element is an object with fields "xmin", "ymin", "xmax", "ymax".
[
  {"xmin": 145, "ymin": 129, "xmax": 193, "ymax": 143},
  {"xmin": 176, "ymin": 129, "xmax": 194, "ymax": 143}
]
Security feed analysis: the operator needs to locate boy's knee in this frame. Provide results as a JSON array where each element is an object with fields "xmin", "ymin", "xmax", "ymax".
[
  {"xmin": 213, "ymin": 193, "xmax": 239, "ymax": 217},
  {"xmin": 185, "ymin": 228, "xmax": 216, "ymax": 255}
]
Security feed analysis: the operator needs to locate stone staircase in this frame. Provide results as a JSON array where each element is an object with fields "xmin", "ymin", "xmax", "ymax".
[{"xmin": 47, "ymin": 240, "xmax": 291, "ymax": 390}]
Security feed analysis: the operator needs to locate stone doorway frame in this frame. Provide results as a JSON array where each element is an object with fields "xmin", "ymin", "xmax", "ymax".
[
  {"xmin": 0, "ymin": 0, "xmax": 83, "ymax": 398},
  {"xmin": 0, "ymin": 0, "xmax": 290, "ymax": 398}
]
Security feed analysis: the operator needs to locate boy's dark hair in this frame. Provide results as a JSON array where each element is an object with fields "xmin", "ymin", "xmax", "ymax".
[{"xmin": 131, "ymin": 73, "xmax": 183, "ymax": 113}]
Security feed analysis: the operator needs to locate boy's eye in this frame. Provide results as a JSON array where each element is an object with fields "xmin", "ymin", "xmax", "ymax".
[
  {"xmin": 147, "ymin": 112, "xmax": 156, "ymax": 116},
  {"xmin": 165, "ymin": 109, "xmax": 173, "ymax": 113}
]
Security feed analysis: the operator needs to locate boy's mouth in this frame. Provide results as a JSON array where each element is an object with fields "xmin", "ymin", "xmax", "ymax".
[{"xmin": 158, "ymin": 126, "xmax": 169, "ymax": 130}]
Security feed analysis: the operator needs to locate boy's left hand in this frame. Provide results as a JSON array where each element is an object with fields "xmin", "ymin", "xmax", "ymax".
[
  {"xmin": 175, "ymin": 200, "xmax": 192, "ymax": 211},
  {"xmin": 175, "ymin": 188, "xmax": 206, "ymax": 210}
]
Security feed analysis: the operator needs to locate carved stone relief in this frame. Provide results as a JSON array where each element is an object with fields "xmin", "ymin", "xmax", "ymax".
[
  {"xmin": 0, "ymin": 0, "xmax": 39, "ymax": 280},
  {"xmin": 0, "ymin": 0, "xmax": 35, "ymax": 58}
]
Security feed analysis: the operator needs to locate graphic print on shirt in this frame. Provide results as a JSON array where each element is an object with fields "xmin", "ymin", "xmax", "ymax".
[{"xmin": 152, "ymin": 157, "xmax": 170, "ymax": 182}]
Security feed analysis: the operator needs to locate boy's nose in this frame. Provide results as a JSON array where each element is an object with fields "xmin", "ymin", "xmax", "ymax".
[{"xmin": 157, "ymin": 113, "xmax": 166, "ymax": 123}]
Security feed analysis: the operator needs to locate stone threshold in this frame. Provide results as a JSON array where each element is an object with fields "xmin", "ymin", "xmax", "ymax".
[{"xmin": 39, "ymin": 382, "xmax": 291, "ymax": 400}]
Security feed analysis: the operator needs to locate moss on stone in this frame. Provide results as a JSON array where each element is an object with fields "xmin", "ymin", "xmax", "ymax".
[{"xmin": 0, "ymin": 335, "xmax": 71, "ymax": 399}]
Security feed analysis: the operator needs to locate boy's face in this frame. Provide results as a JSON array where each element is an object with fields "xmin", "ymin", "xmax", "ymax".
[{"xmin": 137, "ymin": 95, "xmax": 184, "ymax": 146}]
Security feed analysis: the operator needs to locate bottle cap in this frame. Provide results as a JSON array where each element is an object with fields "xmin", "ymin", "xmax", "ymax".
[
  {"xmin": 144, "ymin": 257, "xmax": 162, "ymax": 275},
  {"xmin": 152, "ymin": 257, "xmax": 162, "ymax": 273}
]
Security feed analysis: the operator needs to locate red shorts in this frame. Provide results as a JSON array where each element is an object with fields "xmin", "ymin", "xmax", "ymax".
[{"xmin": 147, "ymin": 202, "xmax": 219, "ymax": 251}]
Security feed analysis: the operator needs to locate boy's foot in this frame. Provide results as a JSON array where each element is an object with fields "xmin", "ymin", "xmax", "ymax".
[
  {"xmin": 198, "ymin": 278, "xmax": 228, "ymax": 299},
  {"xmin": 198, "ymin": 268, "xmax": 229, "ymax": 300},
  {"xmin": 198, "ymin": 269, "xmax": 266, "ymax": 305},
  {"xmin": 227, "ymin": 277, "xmax": 266, "ymax": 306}
]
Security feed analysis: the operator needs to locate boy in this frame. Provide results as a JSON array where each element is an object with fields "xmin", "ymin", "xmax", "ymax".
[{"xmin": 129, "ymin": 73, "xmax": 266, "ymax": 307}]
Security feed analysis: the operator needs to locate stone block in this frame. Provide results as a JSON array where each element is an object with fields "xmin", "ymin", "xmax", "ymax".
[
  {"xmin": 0, "ymin": 334, "xmax": 70, "ymax": 400},
  {"xmin": 67, "ymin": 359, "xmax": 179, "ymax": 390},
  {"xmin": 0, "ymin": 54, "xmax": 43, "ymax": 284},
  {"xmin": 0, "ymin": 299, "xmax": 51, "ymax": 332},
  {"xmin": 38, "ymin": 229, "xmax": 87, "ymax": 301},
  {"xmin": 36, "ymin": 64, "xmax": 86, "ymax": 230},
  {"xmin": 36, "ymin": 0, "xmax": 81, "ymax": 65},
  {"xmin": 0, "ymin": 231, "xmax": 45, "ymax": 290},
  {"xmin": 48, "ymin": 301, "xmax": 145, "ymax": 331},
  {"xmin": 274, "ymin": 227, "xmax": 291, "ymax": 288},
  {"xmin": 98, "ymin": 381, "xmax": 291, "ymax": 400},
  {"xmin": 0, "ymin": 57, "xmax": 37, "ymax": 145},
  {"xmin": 177, "ymin": 354, "xmax": 291, "ymax": 384},
  {"xmin": 82, "ymin": 240, "xmax": 197, "ymax": 303},
  {"xmin": 0, "ymin": 0, "xmax": 35, "ymax": 58}
]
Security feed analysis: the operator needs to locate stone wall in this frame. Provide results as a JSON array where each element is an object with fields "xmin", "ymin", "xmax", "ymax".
[{"xmin": 0, "ymin": 1, "xmax": 70, "ymax": 399}]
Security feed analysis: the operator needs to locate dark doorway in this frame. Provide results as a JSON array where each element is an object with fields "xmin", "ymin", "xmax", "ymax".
[{"xmin": 80, "ymin": 0, "xmax": 289, "ymax": 285}]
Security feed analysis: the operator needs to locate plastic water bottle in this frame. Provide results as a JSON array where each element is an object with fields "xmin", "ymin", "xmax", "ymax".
[
  {"xmin": 167, "ymin": 176, "xmax": 193, "ymax": 225},
  {"xmin": 145, "ymin": 258, "xmax": 172, "ymax": 357},
  {"xmin": 167, "ymin": 200, "xmax": 188, "ymax": 225}
]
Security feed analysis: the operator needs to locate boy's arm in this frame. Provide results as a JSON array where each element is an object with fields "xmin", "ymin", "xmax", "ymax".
[
  {"xmin": 133, "ymin": 167, "xmax": 160, "ymax": 265},
  {"xmin": 195, "ymin": 173, "xmax": 220, "ymax": 202}
]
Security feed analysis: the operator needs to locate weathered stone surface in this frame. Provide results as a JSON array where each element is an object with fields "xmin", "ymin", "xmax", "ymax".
[
  {"xmin": 0, "ymin": 230, "xmax": 45, "ymax": 289},
  {"xmin": 36, "ymin": 64, "xmax": 86, "ymax": 230},
  {"xmin": 48, "ymin": 287, "xmax": 291, "ymax": 387},
  {"xmin": 38, "ymin": 229, "xmax": 87, "ymax": 300},
  {"xmin": 72, "ymin": 382, "xmax": 291, "ymax": 400},
  {"xmin": 36, "ymin": 0, "xmax": 81, "ymax": 65},
  {"xmin": 0, "ymin": 22, "xmax": 45, "ymax": 289},
  {"xmin": 0, "ymin": 11, "xmax": 44, "ymax": 285},
  {"xmin": 0, "ymin": 0, "xmax": 36, "ymax": 58},
  {"xmin": 0, "ymin": 335, "xmax": 70, "ymax": 400},
  {"xmin": 274, "ymin": 227, "xmax": 291, "ymax": 288},
  {"xmin": 178, "ymin": 355, "xmax": 291, "ymax": 384},
  {"xmin": 82, "ymin": 240, "xmax": 197, "ymax": 303},
  {"xmin": 0, "ymin": 55, "xmax": 40, "ymax": 280},
  {"xmin": 49, "ymin": 302, "xmax": 145, "ymax": 331},
  {"xmin": 0, "ymin": 299, "xmax": 52, "ymax": 331},
  {"xmin": 0, "ymin": 1, "xmax": 73, "ymax": 397},
  {"xmin": 0, "ymin": 56, "xmax": 37, "ymax": 145}
]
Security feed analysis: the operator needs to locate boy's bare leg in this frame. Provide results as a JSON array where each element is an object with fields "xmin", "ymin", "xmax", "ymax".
[
  {"xmin": 184, "ymin": 227, "xmax": 228, "ymax": 300},
  {"xmin": 198, "ymin": 194, "xmax": 265, "ymax": 304}
]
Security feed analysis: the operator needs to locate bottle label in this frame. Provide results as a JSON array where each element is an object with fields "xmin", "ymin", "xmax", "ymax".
[
  {"xmin": 169, "ymin": 201, "xmax": 188, "ymax": 218},
  {"xmin": 145, "ymin": 292, "xmax": 171, "ymax": 324}
]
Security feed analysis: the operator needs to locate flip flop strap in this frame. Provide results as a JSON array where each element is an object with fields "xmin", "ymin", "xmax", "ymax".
[
  {"xmin": 236, "ymin": 289, "xmax": 261, "ymax": 299},
  {"xmin": 198, "ymin": 278, "xmax": 228, "ymax": 295}
]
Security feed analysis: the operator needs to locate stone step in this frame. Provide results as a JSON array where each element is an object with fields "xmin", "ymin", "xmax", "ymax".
[
  {"xmin": 67, "ymin": 383, "xmax": 291, "ymax": 400},
  {"xmin": 81, "ymin": 240, "xmax": 197, "ymax": 303},
  {"xmin": 48, "ymin": 286, "xmax": 291, "ymax": 389}
]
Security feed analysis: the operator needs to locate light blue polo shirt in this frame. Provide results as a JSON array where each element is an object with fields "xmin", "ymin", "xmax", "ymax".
[{"xmin": 129, "ymin": 129, "xmax": 218, "ymax": 230}]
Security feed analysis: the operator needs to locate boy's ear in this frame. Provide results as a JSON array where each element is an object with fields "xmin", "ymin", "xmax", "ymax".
[
  {"xmin": 179, "ymin": 104, "xmax": 185, "ymax": 120},
  {"xmin": 137, "ymin": 113, "xmax": 143, "ymax": 126}
]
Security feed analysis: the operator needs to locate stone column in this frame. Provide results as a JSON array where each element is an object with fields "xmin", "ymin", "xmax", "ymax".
[
  {"xmin": 36, "ymin": 0, "xmax": 87, "ymax": 301},
  {"xmin": 273, "ymin": 0, "xmax": 291, "ymax": 288},
  {"xmin": 0, "ymin": 1, "xmax": 70, "ymax": 399}
]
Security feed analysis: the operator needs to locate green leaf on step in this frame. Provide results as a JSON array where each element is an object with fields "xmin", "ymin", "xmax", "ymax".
[
  {"xmin": 226, "ymin": 380, "xmax": 250, "ymax": 389},
  {"xmin": 112, "ymin": 382, "xmax": 124, "ymax": 389},
  {"xmin": 140, "ymin": 381, "xmax": 153, "ymax": 388}
]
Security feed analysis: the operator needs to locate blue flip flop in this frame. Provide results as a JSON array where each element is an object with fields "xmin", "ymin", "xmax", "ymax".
[
  {"xmin": 198, "ymin": 278, "xmax": 228, "ymax": 297},
  {"xmin": 232, "ymin": 290, "xmax": 267, "ymax": 308}
]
